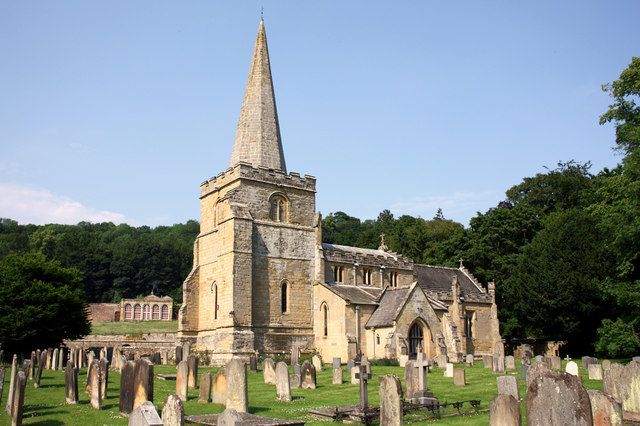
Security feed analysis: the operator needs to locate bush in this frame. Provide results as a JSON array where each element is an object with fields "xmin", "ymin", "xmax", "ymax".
[{"xmin": 595, "ymin": 318, "xmax": 640, "ymax": 358}]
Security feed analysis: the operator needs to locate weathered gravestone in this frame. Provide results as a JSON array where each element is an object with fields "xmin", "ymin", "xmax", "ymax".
[
  {"xmin": 347, "ymin": 359, "xmax": 354, "ymax": 372},
  {"xmin": 89, "ymin": 360, "xmax": 102, "ymax": 409},
  {"xmin": 497, "ymin": 375, "xmax": 519, "ymax": 400},
  {"xmin": 534, "ymin": 355, "xmax": 543, "ymax": 363},
  {"xmin": 211, "ymin": 369, "xmax": 227, "ymax": 404},
  {"xmin": 566, "ymin": 360, "xmax": 579, "ymax": 376},
  {"xmin": 493, "ymin": 355, "xmax": 505, "ymax": 373},
  {"xmin": 483, "ymin": 355, "xmax": 493, "ymax": 369},
  {"xmin": 399, "ymin": 355, "xmax": 409, "ymax": 367},
  {"xmin": 175, "ymin": 346, "xmax": 182, "ymax": 365},
  {"xmin": 34, "ymin": 350, "xmax": 46, "ymax": 388},
  {"xmin": 332, "ymin": 367, "xmax": 343, "ymax": 385},
  {"xmin": 263, "ymin": 358, "xmax": 276, "ymax": 384},
  {"xmin": 550, "ymin": 356, "xmax": 562, "ymax": 370},
  {"xmin": 0, "ymin": 368, "xmax": 4, "ymax": 408},
  {"xmin": 182, "ymin": 342, "xmax": 191, "ymax": 360},
  {"xmin": 583, "ymin": 356, "xmax": 598, "ymax": 370},
  {"xmin": 300, "ymin": 360, "xmax": 316, "ymax": 389},
  {"xmin": 58, "ymin": 347, "xmax": 65, "ymax": 370},
  {"xmin": 198, "ymin": 372, "xmax": 212, "ymax": 403},
  {"xmin": 602, "ymin": 359, "xmax": 612, "ymax": 370},
  {"xmin": 521, "ymin": 364, "xmax": 529, "ymax": 382},
  {"xmin": 99, "ymin": 358, "xmax": 109, "ymax": 400},
  {"xmin": 312, "ymin": 355, "xmax": 322, "ymax": 372},
  {"xmin": 505, "ymin": 355, "xmax": 515, "ymax": 370},
  {"xmin": 404, "ymin": 360, "xmax": 417, "ymax": 401},
  {"xmin": 379, "ymin": 374, "xmax": 402, "ymax": 426},
  {"xmin": 225, "ymin": 358, "xmax": 248, "ymax": 413},
  {"xmin": 162, "ymin": 394, "xmax": 184, "ymax": 426},
  {"xmin": 161, "ymin": 351, "xmax": 169, "ymax": 366},
  {"xmin": 526, "ymin": 368, "xmax": 593, "ymax": 425},
  {"xmin": 350, "ymin": 366, "xmax": 359, "ymax": 385},
  {"xmin": 453, "ymin": 368, "xmax": 466, "ymax": 386},
  {"xmin": 490, "ymin": 394, "xmax": 521, "ymax": 426},
  {"xmin": 589, "ymin": 364, "xmax": 603, "ymax": 380},
  {"xmin": 444, "ymin": 363, "xmax": 454, "ymax": 378},
  {"xmin": 29, "ymin": 352, "xmax": 36, "ymax": 379},
  {"xmin": 291, "ymin": 346, "xmax": 300, "ymax": 365},
  {"xmin": 176, "ymin": 361, "xmax": 188, "ymax": 402},
  {"xmin": 21, "ymin": 360, "xmax": 30, "ymax": 382},
  {"xmin": 65, "ymin": 361, "xmax": 79, "ymax": 404},
  {"xmin": 249, "ymin": 355, "xmax": 258, "ymax": 372},
  {"xmin": 134, "ymin": 358, "xmax": 154, "ymax": 411},
  {"xmin": 6, "ymin": 355, "xmax": 17, "ymax": 415},
  {"xmin": 275, "ymin": 362, "xmax": 291, "ymax": 401},
  {"xmin": 120, "ymin": 361, "xmax": 136, "ymax": 415},
  {"xmin": 603, "ymin": 361, "xmax": 640, "ymax": 421},
  {"xmin": 11, "ymin": 371, "xmax": 26, "ymax": 426},
  {"xmin": 129, "ymin": 400, "xmax": 162, "ymax": 426},
  {"xmin": 466, "ymin": 354, "xmax": 474, "ymax": 366},
  {"xmin": 52, "ymin": 348, "xmax": 59, "ymax": 370},
  {"xmin": 355, "ymin": 363, "xmax": 372, "ymax": 411},
  {"xmin": 187, "ymin": 355, "xmax": 198, "ymax": 389},
  {"xmin": 332, "ymin": 357, "xmax": 341, "ymax": 369},
  {"xmin": 587, "ymin": 389, "xmax": 623, "ymax": 426},
  {"xmin": 409, "ymin": 356, "xmax": 436, "ymax": 405}
]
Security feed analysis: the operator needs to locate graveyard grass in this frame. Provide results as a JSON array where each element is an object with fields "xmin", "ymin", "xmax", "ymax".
[
  {"xmin": 0, "ymin": 359, "xmax": 605, "ymax": 426},
  {"xmin": 90, "ymin": 320, "xmax": 178, "ymax": 335}
]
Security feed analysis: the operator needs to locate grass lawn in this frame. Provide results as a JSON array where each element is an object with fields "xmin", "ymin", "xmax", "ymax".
[
  {"xmin": 90, "ymin": 320, "xmax": 178, "ymax": 335},
  {"xmin": 0, "ymin": 359, "xmax": 604, "ymax": 425}
]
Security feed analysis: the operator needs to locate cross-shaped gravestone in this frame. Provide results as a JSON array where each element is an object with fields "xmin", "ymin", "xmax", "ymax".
[
  {"xmin": 413, "ymin": 356, "xmax": 430, "ymax": 393},
  {"xmin": 354, "ymin": 364, "xmax": 372, "ymax": 411}
]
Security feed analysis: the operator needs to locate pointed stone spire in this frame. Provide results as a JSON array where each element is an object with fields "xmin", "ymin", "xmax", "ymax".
[{"xmin": 230, "ymin": 20, "xmax": 286, "ymax": 172}]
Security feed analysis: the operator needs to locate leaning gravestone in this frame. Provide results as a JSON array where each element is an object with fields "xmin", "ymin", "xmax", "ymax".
[
  {"xmin": 588, "ymin": 364, "xmax": 603, "ymax": 380},
  {"xmin": 6, "ymin": 355, "xmax": 17, "ymax": 415},
  {"xmin": 120, "ymin": 360, "xmax": 136, "ymax": 415},
  {"xmin": 275, "ymin": 362, "xmax": 291, "ymax": 401},
  {"xmin": 453, "ymin": 368, "xmax": 465, "ymax": 387},
  {"xmin": 211, "ymin": 369, "xmax": 227, "ymax": 404},
  {"xmin": 603, "ymin": 361, "xmax": 640, "ymax": 421},
  {"xmin": 176, "ymin": 360, "xmax": 188, "ymax": 402},
  {"xmin": 312, "ymin": 355, "xmax": 322, "ymax": 372},
  {"xmin": 489, "ymin": 394, "xmax": 520, "ymax": 426},
  {"xmin": 379, "ymin": 374, "xmax": 403, "ymax": 426},
  {"xmin": 300, "ymin": 360, "xmax": 317, "ymax": 389},
  {"xmin": 162, "ymin": 394, "xmax": 184, "ymax": 426},
  {"xmin": 263, "ymin": 358, "xmax": 276, "ymax": 384},
  {"xmin": 133, "ymin": 358, "xmax": 154, "ymax": 411},
  {"xmin": 505, "ymin": 355, "xmax": 515, "ymax": 370},
  {"xmin": 225, "ymin": 358, "xmax": 248, "ymax": 413},
  {"xmin": 526, "ymin": 368, "xmax": 592, "ymax": 425},
  {"xmin": 587, "ymin": 389, "xmax": 623, "ymax": 426},
  {"xmin": 566, "ymin": 360, "xmax": 579, "ymax": 376},
  {"xmin": 99, "ymin": 358, "xmax": 109, "ymax": 400},
  {"xmin": 129, "ymin": 400, "xmax": 162, "ymax": 426},
  {"xmin": 187, "ymin": 355, "xmax": 198, "ymax": 389},
  {"xmin": 65, "ymin": 361, "xmax": 79, "ymax": 404},
  {"xmin": 198, "ymin": 372, "xmax": 212, "ymax": 403},
  {"xmin": 89, "ymin": 360, "xmax": 102, "ymax": 409},
  {"xmin": 497, "ymin": 376, "xmax": 519, "ymax": 400},
  {"xmin": 11, "ymin": 371, "xmax": 26, "ymax": 426},
  {"xmin": 34, "ymin": 350, "xmax": 46, "ymax": 388}
]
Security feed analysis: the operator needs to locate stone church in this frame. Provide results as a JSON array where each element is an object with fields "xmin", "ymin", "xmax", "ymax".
[{"xmin": 178, "ymin": 20, "xmax": 502, "ymax": 365}]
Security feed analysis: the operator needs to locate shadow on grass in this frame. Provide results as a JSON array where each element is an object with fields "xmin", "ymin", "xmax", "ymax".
[
  {"xmin": 37, "ymin": 383, "xmax": 64, "ymax": 389},
  {"xmin": 248, "ymin": 406, "xmax": 271, "ymax": 414},
  {"xmin": 23, "ymin": 421, "xmax": 65, "ymax": 426}
]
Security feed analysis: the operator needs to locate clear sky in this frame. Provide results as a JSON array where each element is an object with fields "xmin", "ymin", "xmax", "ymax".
[{"xmin": 1, "ymin": 1, "xmax": 638, "ymax": 226}]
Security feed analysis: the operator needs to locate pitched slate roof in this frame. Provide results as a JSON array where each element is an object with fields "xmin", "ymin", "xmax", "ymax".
[
  {"xmin": 321, "ymin": 243, "xmax": 401, "ymax": 261},
  {"xmin": 365, "ymin": 286, "xmax": 449, "ymax": 328},
  {"xmin": 415, "ymin": 264, "xmax": 484, "ymax": 295},
  {"xmin": 320, "ymin": 283, "xmax": 383, "ymax": 305}
]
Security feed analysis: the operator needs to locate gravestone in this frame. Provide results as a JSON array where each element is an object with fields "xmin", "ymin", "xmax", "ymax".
[
  {"xmin": 225, "ymin": 358, "xmax": 248, "ymax": 413},
  {"xmin": 493, "ymin": 355, "xmax": 505, "ymax": 373},
  {"xmin": 0, "ymin": 368, "xmax": 4, "ymax": 408},
  {"xmin": 526, "ymin": 361, "xmax": 551, "ymax": 389},
  {"xmin": 162, "ymin": 394, "xmax": 184, "ymax": 426},
  {"xmin": 300, "ymin": 360, "xmax": 316, "ymax": 389},
  {"xmin": 379, "ymin": 374, "xmax": 403, "ymax": 426},
  {"xmin": 582, "ymin": 356, "xmax": 598, "ymax": 370},
  {"xmin": 588, "ymin": 390, "xmax": 622, "ymax": 426},
  {"xmin": 187, "ymin": 355, "xmax": 198, "ymax": 389},
  {"xmin": 211, "ymin": 369, "xmax": 227, "ymax": 404},
  {"xmin": 65, "ymin": 361, "xmax": 79, "ymax": 404},
  {"xmin": 350, "ymin": 366, "xmax": 359, "ymax": 385},
  {"xmin": 29, "ymin": 352, "xmax": 36, "ymax": 379},
  {"xmin": 534, "ymin": 355, "xmax": 542, "ymax": 363},
  {"xmin": 198, "ymin": 372, "xmax": 212, "ymax": 403},
  {"xmin": 293, "ymin": 363, "xmax": 301, "ymax": 377},
  {"xmin": 521, "ymin": 364, "xmax": 529, "ymax": 382},
  {"xmin": 175, "ymin": 346, "xmax": 183, "ymax": 365},
  {"xmin": 129, "ymin": 400, "xmax": 162, "ymax": 426},
  {"xmin": 217, "ymin": 408, "xmax": 243, "ymax": 425},
  {"xmin": 133, "ymin": 358, "xmax": 154, "ymax": 411},
  {"xmin": 89, "ymin": 360, "xmax": 102, "ymax": 409},
  {"xmin": 176, "ymin": 361, "xmax": 188, "ymax": 402},
  {"xmin": 633, "ymin": 356, "xmax": 640, "ymax": 363},
  {"xmin": 355, "ymin": 363, "xmax": 372, "ymax": 411},
  {"xmin": 291, "ymin": 346, "xmax": 300, "ymax": 365},
  {"xmin": 290, "ymin": 372, "xmax": 301, "ymax": 389},
  {"xmin": 332, "ymin": 366, "xmax": 343, "ymax": 385},
  {"xmin": 497, "ymin": 376, "xmax": 519, "ymax": 400},
  {"xmin": 151, "ymin": 352, "xmax": 161, "ymax": 365},
  {"xmin": 21, "ymin": 360, "xmax": 31, "ymax": 381},
  {"xmin": 182, "ymin": 342, "xmax": 191, "ymax": 360},
  {"xmin": 52, "ymin": 348, "xmax": 59, "ymax": 371},
  {"xmin": 99, "ymin": 358, "xmax": 109, "ymax": 400},
  {"xmin": 58, "ymin": 347, "xmax": 65, "ymax": 370},
  {"xmin": 550, "ymin": 356, "xmax": 562, "ymax": 370},
  {"xmin": 332, "ymin": 357, "xmax": 341, "ymax": 369},
  {"xmin": 444, "ymin": 363, "xmax": 454, "ymax": 377},
  {"xmin": 588, "ymin": 364, "xmax": 603, "ymax": 380},
  {"xmin": 404, "ymin": 361, "xmax": 417, "ymax": 400},
  {"xmin": 347, "ymin": 359, "xmax": 354, "ymax": 371},
  {"xmin": 312, "ymin": 355, "xmax": 322, "ymax": 372},
  {"xmin": 249, "ymin": 355, "xmax": 257, "ymax": 372},
  {"xmin": 161, "ymin": 351, "xmax": 169, "ymax": 366},
  {"xmin": 526, "ymin": 368, "xmax": 593, "ymax": 425},
  {"xmin": 120, "ymin": 361, "xmax": 136, "ymax": 416},
  {"xmin": 505, "ymin": 355, "xmax": 515, "ymax": 370},
  {"xmin": 566, "ymin": 360, "xmax": 579, "ymax": 376},
  {"xmin": 6, "ymin": 355, "xmax": 17, "ymax": 415},
  {"xmin": 489, "ymin": 394, "xmax": 520, "ymax": 426},
  {"xmin": 483, "ymin": 355, "xmax": 493, "ymax": 369},
  {"xmin": 45, "ymin": 348, "xmax": 52, "ymax": 369},
  {"xmin": 602, "ymin": 360, "xmax": 611, "ymax": 370},
  {"xmin": 34, "ymin": 350, "xmax": 46, "ymax": 388},
  {"xmin": 275, "ymin": 362, "xmax": 291, "ymax": 401},
  {"xmin": 11, "ymin": 371, "xmax": 26, "ymax": 426},
  {"xmin": 603, "ymin": 361, "xmax": 640, "ymax": 420},
  {"xmin": 87, "ymin": 351, "xmax": 95, "ymax": 369},
  {"xmin": 399, "ymin": 355, "xmax": 409, "ymax": 367},
  {"xmin": 453, "ymin": 368, "xmax": 465, "ymax": 386},
  {"xmin": 466, "ymin": 354, "xmax": 474, "ymax": 366},
  {"xmin": 409, "ymin": 356, "xmax": 436, "ymax": 405},
  {"xmin": 263, "ymin": 358, "xmax": 276, "ymax": 384}
]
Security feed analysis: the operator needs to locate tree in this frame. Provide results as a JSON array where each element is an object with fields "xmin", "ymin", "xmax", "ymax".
[
  {"xmin": 595, "ymin": 318, "xmax": 640, "ymax": 358},
  {"xmin": 0, "ymin": 252, "xmax": 91, "ymax": 354}
]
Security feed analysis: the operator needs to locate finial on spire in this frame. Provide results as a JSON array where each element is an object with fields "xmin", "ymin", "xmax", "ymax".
[
  {"xmin": 378, "ymin": 233, "xmax": 388, "ymax": 252},
  {"xmin": 459, "ymin": 258, "xmax": 464, "ymax": 268},
  {"xmin": 261, "ymin": 6, "xmax": 264, "ymax": 21}
]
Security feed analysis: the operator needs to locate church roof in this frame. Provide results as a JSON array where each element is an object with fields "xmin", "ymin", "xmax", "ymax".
[
  {"xmin": 229, "ymin": 20, "xmax": 287, "ymax": 172},
  {"xmin": 320, "ymin": 283, "xmax": 382, "ymax": 305},
  {"xmin": 365, "ymin": 285, "xmax": 448, "ymax": 329},
  {"xmin": 321, "ymin": 243, "xmax": 406, "ymax": 262},
  {"xmin": 415, "ymin": 264, "xmax": 485, "ymax": 295}
]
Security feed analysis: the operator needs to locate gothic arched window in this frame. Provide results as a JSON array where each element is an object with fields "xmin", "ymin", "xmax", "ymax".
[
  {"xmin": 281, "ymin": 281, "xmax": 289, "ymax": 313},
  {"xmin": 269, "ymin": 193, "xmax": 288, "ymax": 222},
  {"xmin": 321, "ymin": 303, "xmax": 329, "ymax": 337}
]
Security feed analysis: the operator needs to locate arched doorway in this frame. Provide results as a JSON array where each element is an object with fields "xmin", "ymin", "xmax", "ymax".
[{"xmin": 409, "ymin": 322, "xmax": 423, "ymax": 359}]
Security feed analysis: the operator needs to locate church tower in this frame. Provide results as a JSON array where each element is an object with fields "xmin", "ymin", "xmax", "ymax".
[{"xmin": 178, "ymin": 20, "xmax": 319, "ymax": 364}]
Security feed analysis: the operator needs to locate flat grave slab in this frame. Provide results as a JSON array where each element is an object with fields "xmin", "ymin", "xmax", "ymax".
[
  {"xmin": 185, "ymin": 413, "xmax": 304, "ymax": 425},
  {"xmin": 157, "ymin": 374, "xmax": 177, "ymax": 381}
]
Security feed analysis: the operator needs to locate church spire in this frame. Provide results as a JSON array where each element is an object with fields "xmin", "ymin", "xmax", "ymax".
[{"xmin": 229, "ymin": 20, "xmax": 287, "ymax": 172}]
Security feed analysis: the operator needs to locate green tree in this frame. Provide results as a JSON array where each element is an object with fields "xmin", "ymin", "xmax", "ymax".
[
  {"xmin": 0, "ymin": 252, "xmax": 90, "ymax": 354},
  {"xmin": 595, "ymin": 318, "xmax": 640, "ymax": 358}
]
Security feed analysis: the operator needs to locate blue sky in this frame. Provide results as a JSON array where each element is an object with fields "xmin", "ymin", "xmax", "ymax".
[{"xmin": 1, "ymin": 1, "xmax": 638, "ymax": 226}]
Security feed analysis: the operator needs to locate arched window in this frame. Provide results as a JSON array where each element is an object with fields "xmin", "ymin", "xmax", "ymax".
[
  {"xmin": 161, "ymin": 304, "xmax": 169, "ymax": 320},
  {"xmin": 281, "ymin": 281, "xmax": 288, "ymax": 314},
  {"xmin": 143, "ymin": 304, "xmax": 150, "ymax": 320},
  {"xmin": 124, "ymin": 304, "xmax": 132, "ymax": 320},
  {"xmin": 333, "ymin": 266, "xmax": 343, "ymax": 283},
  {"xmin": 390, "ymin": 271, "xmax": 398, "ymax": 287},
  {"xmin": 269, "ymin": 194, "xmax": 288, "ymax": 222},
  {"xmin": 376, "ymin": 333, "xmax": 380, "ymax": 345},
  {"xmin": 409, "ymin": 321, "xmax": 424, "ymax": 359},
  {"xmin": 133, "ymin": 304, "xmax": 142, "ymax": 320},
  {"xmin": 152, "ymin": 305, "xmax": 160, "ymax": 320},
  {"xmin": 213, "ymin": 283, "xmax": 218, "ymax": 320},
  {"xmin": 363, "ymin": 268, "xmax": 372, "ymax": 285},
  {"xmin": 321, "ymin": 303, "xmax": 329, "ymax": 337}
]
